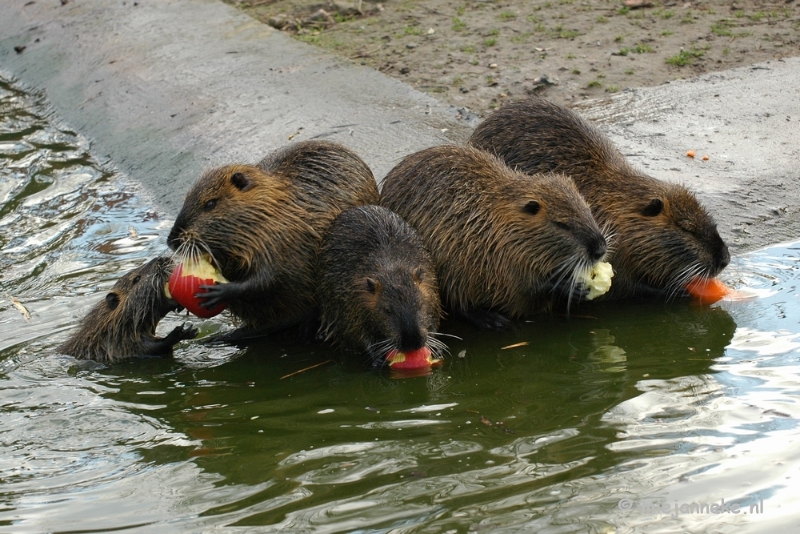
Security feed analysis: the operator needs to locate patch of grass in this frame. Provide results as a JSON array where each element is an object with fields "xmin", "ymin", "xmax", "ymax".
[
  {"xmin": 452, "ymin": 75, "xmax": 463, "ymax": 86},
  {"xmin": 606, "ymin": 86, "xmax": 620, "ymax": 93},
  {"xmin": 633, "ymin": 43, "xmax": 654, "ymax": 53},
  {"xmin": 499, "ymin": 10, "xmax": 517, "ymax": 21},
  {"xmin": 661, "ymin": 30, "xmax": 674, "ymax": 36},
  {"xmin": 333, "ymin": 13, "xmax": 357, "ymax": 23},
  {"xmin": 296, "ymin": 33, "xmax": 321, "ymax": 44},
  {"xmin": 666, "ymin": 47, "xmax": 704, "ymax": 66},
  {"xmin": 572, "ymin": 68, "xmax": 581, "ymax": 74},
  {"xmin": 462, "ymin": 45, "xmax": 476, "ymax": 53},
  {"xmin": 712, "ymin": 20, "xmax": 752, "ymax": 38},
  {"xmin": 533, "ymin": 22, "xmax": 547, "ymax": 32},
  {"xmin": 625, "ymin": 68, "xmax": 635, "ymax": 74},
  {"xmin": 470, "ymin": 59, "xmax": 479, "ymax": 65},
  {"xmin": 452, "ymin": 17, "xmax": 467, "ymax": 31},
  {"xmin": 554, "ymin": 25, "xmax": 580, "ymax": 38},
  {"xmin": 528, "ymin": 14, "xmax": 542, "ymax": 23},
  {"xmin": 617, "ymin": 47, "xmax": 630, "ymax": 56},
  {"xmin": 617, "ymin": 6, "xmax": 630, "ymax": 15},
  {"xmin": 403, "ymin": 25, "xmax": 422, "ymax": 36},
  {"xmin": 681, "ymin": 12, "xmax": 694, "ymax": 24},
  {"xmin": 587, "ymin": 80, "xmax": 602, "ymax": 88},
  {"xmin": 566, "ymin": 53, "xmax": 576, "ymax": 59},
  {"xmin": 484, "ymin": 37, "xmax": 498, "ymax": 46},
  {"xmin": 723, "ymin": 47, "xmax": 730, "ymax": 55},
  {"xmin": 614, "ymin": 35, "xmax": 624, "ymax": 42},
  {"xmin": 655, "ymin": 9, "xmax": 675, "ymax": 19},
  {"xmin": 733, "ymin": 10, "xmax": 746, "ymax": 18},
  {"xmin": 510, "ymin": 33, "xmax": 533, "ymax": 43},
  {"xmin": 596, "ymin": 16, "xmax": 609, "ymax": 23},
  {"xmin": 487, "ymin": 28, "xmax": 500, "ymax": 36},
  {"xmin": 456, "ymin": 4, "xmax": 466, "ymax": 16},
  {"xmin": 749, "ymin": 11, "xmax": 767, "ymax": 21}
]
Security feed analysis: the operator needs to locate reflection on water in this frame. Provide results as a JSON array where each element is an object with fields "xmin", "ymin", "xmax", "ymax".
[{"xmin": 1, "ymin": 74, "xmax": 799, "ymax": 533}]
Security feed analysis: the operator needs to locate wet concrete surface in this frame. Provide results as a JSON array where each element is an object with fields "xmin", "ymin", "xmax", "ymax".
[{"xmin": 1, "ymin": 0, "xmax": 798, "ymax": 253}]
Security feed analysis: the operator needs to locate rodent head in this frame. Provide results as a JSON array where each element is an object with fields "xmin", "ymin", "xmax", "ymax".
[
  {"xmin": 360, "ymin": 262, "xmax": 443, "ymax": 359},
  {"xmin": 102, "ymin": 256, "xmax": 177, "ymax": 326},
  {"xmin": 167, "ymin": 165, "xmax": 301, "ymax": 279},
  {"xmin": 61, "ymin": 257, "xmax": 178, "ymax": 361},
  {"xmin": 611, "ymin": 182, "xmax": 730, "ymax": 295},
  {"xmin": 493, "ymin": 173, "xmax": 608, "ymax": 296}
]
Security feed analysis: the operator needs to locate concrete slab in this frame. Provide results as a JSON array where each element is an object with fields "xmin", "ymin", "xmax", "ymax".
[
  {"xmin": 1, "ymin": 0, "xmax": 798, "ymax": 253},
  {"xmin": 0, "ymin": 0, "xmax": 473, "ymax": 216}
]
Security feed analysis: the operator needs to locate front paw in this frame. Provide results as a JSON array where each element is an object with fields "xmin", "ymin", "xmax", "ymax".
[
  {"xmin": 167, "ymin": 322, "xmax": 198, "ymax": 344},
  {"xmin": 197, "ymin": 282, "xmax": 236, "ymax": 309}
]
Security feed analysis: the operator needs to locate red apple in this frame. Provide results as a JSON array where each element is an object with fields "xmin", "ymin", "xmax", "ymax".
[
  {"xmin": 167, "ymin": 256, "xmax": 228, "ymax": 318},
  {"xmin": 386, "ymin": 347, "xmax": 442, "ymax": 371}
]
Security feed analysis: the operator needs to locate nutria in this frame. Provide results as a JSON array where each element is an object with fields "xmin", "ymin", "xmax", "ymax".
[
  {"xmin": 468, "ymin": 97, "xmax": 730, "ymax": 299},
  {"xmin": 59, "ymin": 257, "xmax": 197, "ymax": 363},
  {"xmin": 318, "ymin": 205, "xmax": 445, "ymax": 365},
  {"xmin": 167, "ymin": 140, "xmax": 380, "ymax": 338},
  {"xmin": 379, "ymin": 144, "xmax": 608, "ymax": 329}
]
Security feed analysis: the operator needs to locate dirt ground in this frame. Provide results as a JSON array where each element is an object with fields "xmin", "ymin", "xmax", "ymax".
[{"xmin": 226, "ymin": 0, "xmax": 799, "ymax": 116}]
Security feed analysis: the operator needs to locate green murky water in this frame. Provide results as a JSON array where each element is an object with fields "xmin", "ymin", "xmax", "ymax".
[{"xmin": 1, "ymin": 75, "xmax": 798, "ymax": 533}]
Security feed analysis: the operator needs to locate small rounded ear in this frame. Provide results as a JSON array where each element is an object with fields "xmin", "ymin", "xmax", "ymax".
[
  {"xmin": 523, "ymin": 200, "xmax": 541, "ymax": 216},
  {"xmin": 365, "ymin": 278, "xmax": 378, "ymax": 294},
  {"xmin": 105, "ymin": 292, "xmax": 120, "ymax": 310},
  {"xmin": 413, "ymin": 267, "xmax": 424, "ymax": 283},
  {"xmin": 642, "ymin": 198, "xmax": 664, "ymax": 217},
  {"xmin": 230, "ymin": 172, "xmax": 250, "ymax": 191}
]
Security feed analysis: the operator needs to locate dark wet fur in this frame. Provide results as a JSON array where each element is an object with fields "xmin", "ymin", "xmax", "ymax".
[
  {"xmin": 59, "ymin": 257, "xmax": 196, "ymax": 363},
  {"xmin": 167, "ymin": 140, "xmax": 380, "ymax": 339},
  {"xmin": 318, "ymin": 205, "xmax": 445, "ymax": 365},
  {"xmin": 469, "ymin": 97, "xmax": 730, "ymax": 299},
  {"xmin": 380, "ymin": 144, "xmax": 607, "ymax": 328}
]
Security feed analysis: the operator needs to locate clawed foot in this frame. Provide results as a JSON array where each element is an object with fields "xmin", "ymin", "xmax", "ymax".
[
  {"xmin": 197, "ymin": 282, "xmax": 238, "ymax": 309},
  {"xmin": 166, "ymin": 322, "xmax": 198, "ymax": 344}
]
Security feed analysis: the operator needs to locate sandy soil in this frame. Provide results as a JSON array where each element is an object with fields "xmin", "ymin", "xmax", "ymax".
[{"xmin": 227, "ymin": 0, "xmax": 799, "ymax": 116}]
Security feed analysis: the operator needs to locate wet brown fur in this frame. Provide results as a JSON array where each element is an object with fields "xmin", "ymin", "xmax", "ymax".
[
  {"xmin": 167, "ymin": 140, "xmax": 380, "ymax": 337},
  {"xmin": 318, "ymin": 205, "xmax": 444, "ymax": 365},
  {"xmin": 59, "ymin": 257, "xmax": 196, "ymax": 363},
  {"xmin": 469, "ymin": 97, "xmax": 730, "ymax": 299},
  {"xmin": 379, "ymin": 144, "xmax": 607, "ymax": 327}
]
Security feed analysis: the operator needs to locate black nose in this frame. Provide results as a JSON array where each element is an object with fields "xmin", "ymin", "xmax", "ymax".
[
  {"xmin": 588, "ymin": 235, "xmax": 607, "ymax": 262},
  {"xmin": 167, "ymin": 225, "xmax": 183, "ymax": 250},
  {"xmin": 715, "ymin": 241, "xmax": 730, "ymax": 273},
  {"xmin": 395, "ymin": 307, "xmax": 427, "ymax": 352}
]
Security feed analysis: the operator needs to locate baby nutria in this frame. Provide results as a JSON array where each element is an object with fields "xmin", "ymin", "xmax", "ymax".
[
  {"xmin": 59, "ymin": 257, "xmax": 197, "ymax": 363},
  {"xmin": 380, "ymin": 144, "xmax": 608, "ymax": 329},
  {"xmin": 318, "ymin": 205, "xmax": 445, "ymax": 366},
  {"xmin": 167, "ymin": 140, "xmax": 379, "ymax": 339},
  {"xmin": 468, "ymin": 97, "xmax": 730, "ymax": 299}
]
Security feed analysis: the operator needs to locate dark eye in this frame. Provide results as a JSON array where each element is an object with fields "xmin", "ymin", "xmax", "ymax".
[
  {"xmin": 523, "ymin": 200, "xmax": 541, "ymax": 216},
  {"xmin": 204, "ymin": 199, "xmax": 217, "ymax": 211},
  {"xmin": 642, "ymin": 198, "xmax": 664, "ymax": 217},
  {"xmin": 555, "ymin": 221, "xmax": 570, "ymax": 231},
  {"xmin": 105, "ymin": 292, "xmax": 120, "ymax": 310},
  {"xmin": 365, "ymin": 278, "xmax": 377, "ymax": 294},
  {"xmin": 131, "ymin": 275, "xmax": 141, "ymax": 284}
]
